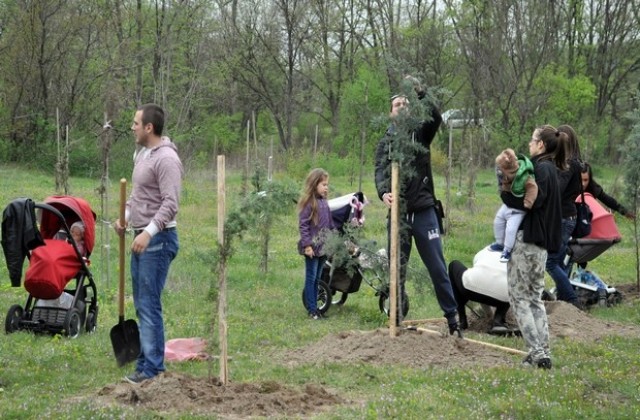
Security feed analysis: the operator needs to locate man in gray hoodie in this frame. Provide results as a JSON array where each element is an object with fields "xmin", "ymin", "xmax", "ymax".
[{"xmin": 114, "ymin": 103, "xmax": 183, "ymax": 384}]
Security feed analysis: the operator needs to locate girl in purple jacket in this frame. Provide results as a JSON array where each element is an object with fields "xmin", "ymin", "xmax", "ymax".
[{"xmin": 298, "ymin": 168, "xmax": 334, "ymax": 319}]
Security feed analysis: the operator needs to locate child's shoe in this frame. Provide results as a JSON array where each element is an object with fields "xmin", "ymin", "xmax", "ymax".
[
  {"xmin": 488, "ymin": 243, "xmax": 504, "ymax": 252},
  {"xmin": 499, "ymin": 250, "xmax": 512, "ymax": 263}
]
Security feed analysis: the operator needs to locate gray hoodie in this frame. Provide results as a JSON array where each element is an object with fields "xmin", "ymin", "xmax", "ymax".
[{"xmin": 128, "ymin": 136, "xmax": 183, "ymax": 236}]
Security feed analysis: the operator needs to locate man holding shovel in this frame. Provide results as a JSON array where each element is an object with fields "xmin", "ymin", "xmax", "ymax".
[{"xmin": 114, "ymin": 103, "xmax": 183, "ymax": 384}]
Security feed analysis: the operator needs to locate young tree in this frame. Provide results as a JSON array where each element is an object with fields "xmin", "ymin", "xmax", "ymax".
[{"xmin": 623, "ymin": 108, "xmax": 640, "ymax": 290}]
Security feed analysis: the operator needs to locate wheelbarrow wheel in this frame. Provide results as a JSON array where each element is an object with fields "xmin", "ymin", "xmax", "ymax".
[
  {"xmin": 301, "ymin": 280, "xmax": 332, "ymax": 315},
  {"xmin": 332, "ymin": 292, "xmax": 348, "ymax": 306},
  {"xmin": 5, "ymin": 304, "xmax": 24, "ymax": 334},
  {"xmin": 379, "ymin": 289, "xmax": 409, "ymax": 318}
]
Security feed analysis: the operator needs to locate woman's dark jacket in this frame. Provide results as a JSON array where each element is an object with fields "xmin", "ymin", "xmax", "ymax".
[
  {"xmin": 557, "ymin": 158, "xmax": 582, "ymax": 218},
  {"xmin": 585, "ymin": 179, "xmax": 630, "ymax": 216},
  {"xmin": 500, "ymin": 155, "xmax": 562, "ymax": 253},
  {"xmin": 374, "ymin": 96, "xmax": 442, "ymax": 214}
]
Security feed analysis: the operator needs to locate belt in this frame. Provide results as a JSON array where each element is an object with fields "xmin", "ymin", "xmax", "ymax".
[
  {"xmin": 134, "ymin": 226, "xmax": 176, "ymax": 236},
  {"xmin": 566, "ymin": 215, "xmax": 577, "ymax": 221}
]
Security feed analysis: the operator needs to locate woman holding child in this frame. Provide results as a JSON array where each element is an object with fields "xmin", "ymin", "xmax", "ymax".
[{"xmin": 500, "ymin": 125, "xmax": 564, "ymax": 369}]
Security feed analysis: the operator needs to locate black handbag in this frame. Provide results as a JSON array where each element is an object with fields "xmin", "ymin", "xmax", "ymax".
[{"xmin": 573, "ymin": 188, "xmax": 592, "ymax": 238}]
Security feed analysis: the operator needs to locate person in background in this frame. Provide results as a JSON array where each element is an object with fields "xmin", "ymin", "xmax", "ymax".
[
  {"xmin": 374, "ymin": 75, "xmax": 461, "ymax": 336},
  {"xmin": 448, "ymin": 247, "xmax": 511, "ymax": 334},
  {"xmin": 114, "ymin": 103, "xmax": 183, "ymax": 384},
  {"xmin": 581, "ymin": 162, "xmax": 636, "ymax": 220},
  {"xmin": 298, "ymin": 168, "xmax": 334, "ymax": 320},
  {"xmin": 544, "ymin": 125, "xmax": 582, "ymax": 306},
  {"xmin": 489, "ymin": 148, "xmax": 538, "ymax": 263},
  {"xmin": 501, "ymin": 124, "xmax": 564, "ymax": 369}
]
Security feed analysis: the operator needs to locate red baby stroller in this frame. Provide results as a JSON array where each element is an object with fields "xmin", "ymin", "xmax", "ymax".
[
  {"xmin": 3, "ymin": 195, "xmax": 98, "ymax": 337},
  {"xmin": 565, "ymin": 192, "xmax": 624, "ymax": 306}
]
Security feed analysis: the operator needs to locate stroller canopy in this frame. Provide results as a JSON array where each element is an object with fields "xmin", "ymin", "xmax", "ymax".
[
  {"xmin": 328, "ymin": 192, "xmax": 367, "ymax": 231},
  {"xmin": 578, "ymin": 192, "xmax": 621, "ymax": 241},
  {"xmin": 569, "ymin": 192, "xmax": 621, "ymax": 265},
  {"xmin": 39, "ymin": 196, "xmax": 97, "ymax": 255}
]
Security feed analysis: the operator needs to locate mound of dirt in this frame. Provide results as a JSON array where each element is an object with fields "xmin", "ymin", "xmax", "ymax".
[
  {"xmin": 545, "ymin": 300, "xmax": 640, "ymax": 341},
  {"xmin": 94, "ymin": 371, "xmax": 346, "ymax": 418},
  {"xmin": 92, "ymin": 286, "xmax": 640, "ymax": 418},
  {"xmin": 281, "ymin": 299, "xmax": 640, "ymax": 370},
  {"xmin": 281, "ymin": 327, "xmax": 516, "ymax": 369}
]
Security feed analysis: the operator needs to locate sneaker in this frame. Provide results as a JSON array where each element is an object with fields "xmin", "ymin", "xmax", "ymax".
[
  {"xmin": 458, "ymin": 314, "xmax": 469, "ymax": 330},
  {"xmin": 521, "ymin": 354, "xmax": 552, "ymax": 369},
  {"xmin": 537, "ymin": 357, "xmax": 552, "ymax": 369},
  {"xmin": 124, "ymin": 371, "xmax": 150, "ymax": 384},
  {"xmin": 488, "ymin": 322, "xmax": 510, "ymax": 335},
  {"xmin": 488, "ymin": 243, "xmax": 504, "ymax": 252},
  {"xmin": 309, "ymin": 312, "xmax": 321, "ymax": 320},
  {"xmin": 499, "ymin": 250, "xmax": 511, "ymax": 263},
  {"xmin": 448, "ymin": 323, "xmax": 463, "ymax": 338}
]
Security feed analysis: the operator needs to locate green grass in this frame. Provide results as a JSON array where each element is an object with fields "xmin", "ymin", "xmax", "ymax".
[{"xmin": 1, "ymin": 162, "xmax": 639, "ymax": 419}]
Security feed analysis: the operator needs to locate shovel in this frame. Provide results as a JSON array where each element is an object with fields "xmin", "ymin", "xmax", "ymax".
[{"xmin": 110, "ymin": 178, "xmax": 140, "ymax": 367}]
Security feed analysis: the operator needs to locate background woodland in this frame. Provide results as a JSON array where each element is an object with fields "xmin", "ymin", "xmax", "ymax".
[{"xmin": 0, "ymin": 0, "xmax": 639, "ymax": 176}]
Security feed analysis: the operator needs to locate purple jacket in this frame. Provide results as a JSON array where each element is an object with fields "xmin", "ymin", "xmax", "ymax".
[{"xmin": 298, "ymin": 197, "xmax": 334, "ymax": 256}]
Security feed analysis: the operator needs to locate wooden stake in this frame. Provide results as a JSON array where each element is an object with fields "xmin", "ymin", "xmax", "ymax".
[
  {"xmin": 401, "ymin": 318, "xmax": 446, "ymax": 325},
  {"xmin": 415, "ymin": 327, "xmax": 526, "ymax": 355},
  {"xmin": 217, "ymin": 155, "xmax": 228, "ymax": 384},
  {"xmin": 389, "ymin": 162, "xmax": 400, "ymax": 337}
]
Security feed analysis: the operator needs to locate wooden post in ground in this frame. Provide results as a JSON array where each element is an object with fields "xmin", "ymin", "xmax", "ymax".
[
  {"xmin": 389, "ymin": 162, "xmax": 400, "ymax": 337},
  {"xmin": 217, "ymin": 155, "xmax": 228, "ymax": 384}
]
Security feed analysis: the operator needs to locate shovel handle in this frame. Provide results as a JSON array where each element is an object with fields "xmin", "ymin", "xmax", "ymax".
[{"xmin": 119, "ymin": 179, "xmax": 127, "ymax": 318}]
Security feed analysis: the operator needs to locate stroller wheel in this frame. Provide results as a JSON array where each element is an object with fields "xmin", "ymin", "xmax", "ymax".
[
  {"xmin": 85, "ymin": 307, "xmax": 98, "ymax": 333},
  {"xmin": 332, "ymin": 292, "xmax": 348, "ymax": 306},
  {"xmin": 64, "ymin": 308, "xmax": 82, "ymax": 338},
  {"xmin": 301, "ymin": 280, "xmax": 332, "ymax": 315},
  {"xmin": 5, "ymin": 304, "xmax": 24, "ymax": 334},
  {"xmin": 379, "ymin": 290, "xmax": 409, "ymax": 318}
]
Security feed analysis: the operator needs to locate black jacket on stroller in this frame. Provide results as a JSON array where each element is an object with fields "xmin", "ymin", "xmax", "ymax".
[{"xmin": 2, "ymin": 198, "xmax": 45, "ymax": 286}]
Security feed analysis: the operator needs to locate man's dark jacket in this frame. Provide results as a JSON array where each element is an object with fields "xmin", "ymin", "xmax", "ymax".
[
  {"xmin": 1, "ymin": 198, "xmax": 45, "ymax": 286},
  {"xmin": 374, "ymin": 95, "xmax": 443, "ymax": 214}
]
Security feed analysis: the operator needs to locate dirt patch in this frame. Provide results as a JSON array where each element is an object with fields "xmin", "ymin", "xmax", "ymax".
[
  {"xmin": 94, "ymin": 371, "xmax": 346, "ymax": 418},
  {"xmin": 92, "ymin": 284, "xmax": 640, "ymax": 418},
  {"xmin": 615, "ymin": 283, "xmax": 640, "ymax": 300}
]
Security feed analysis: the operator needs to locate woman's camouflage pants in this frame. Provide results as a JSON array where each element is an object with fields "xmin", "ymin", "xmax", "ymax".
[{"xmin": 507, "ymin": 231, "xmax": 550, "ymax": 362}]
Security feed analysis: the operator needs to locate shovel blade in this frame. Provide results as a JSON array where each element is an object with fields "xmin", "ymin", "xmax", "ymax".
[{"xmin": 110, "ymin": 319, "xmax": 141, "ymax": 367}]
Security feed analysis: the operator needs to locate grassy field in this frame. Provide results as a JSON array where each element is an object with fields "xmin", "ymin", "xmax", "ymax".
[{"xmin": 0, "ymin": 162, "xmax": 639, "ymax": 419}]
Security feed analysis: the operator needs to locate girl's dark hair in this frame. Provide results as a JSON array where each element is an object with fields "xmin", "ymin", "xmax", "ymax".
[
  {"xmin": 557, "ymin": 124, "xmax": 582, "ymax": 161},
  {"xmin": 537, "ymin": 124, "xmax": 568, "ymax": 170}
]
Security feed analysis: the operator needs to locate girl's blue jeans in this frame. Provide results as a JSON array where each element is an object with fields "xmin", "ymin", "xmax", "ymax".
[{"xmin": 303, "ymin": 255, "xmax": 326, "ymax": 314}]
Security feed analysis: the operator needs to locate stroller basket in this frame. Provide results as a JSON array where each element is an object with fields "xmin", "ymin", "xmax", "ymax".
[
  {"xmin": 32, "ymin": 307, "xmax": 67, "ymax": 326},
  {"xmin": 568, "ymin": 237, "xmax": 621, "ymax": 265},
  {"xmin": 323, "ymin": 261, "xmax": 363, "ymax": 294}
]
